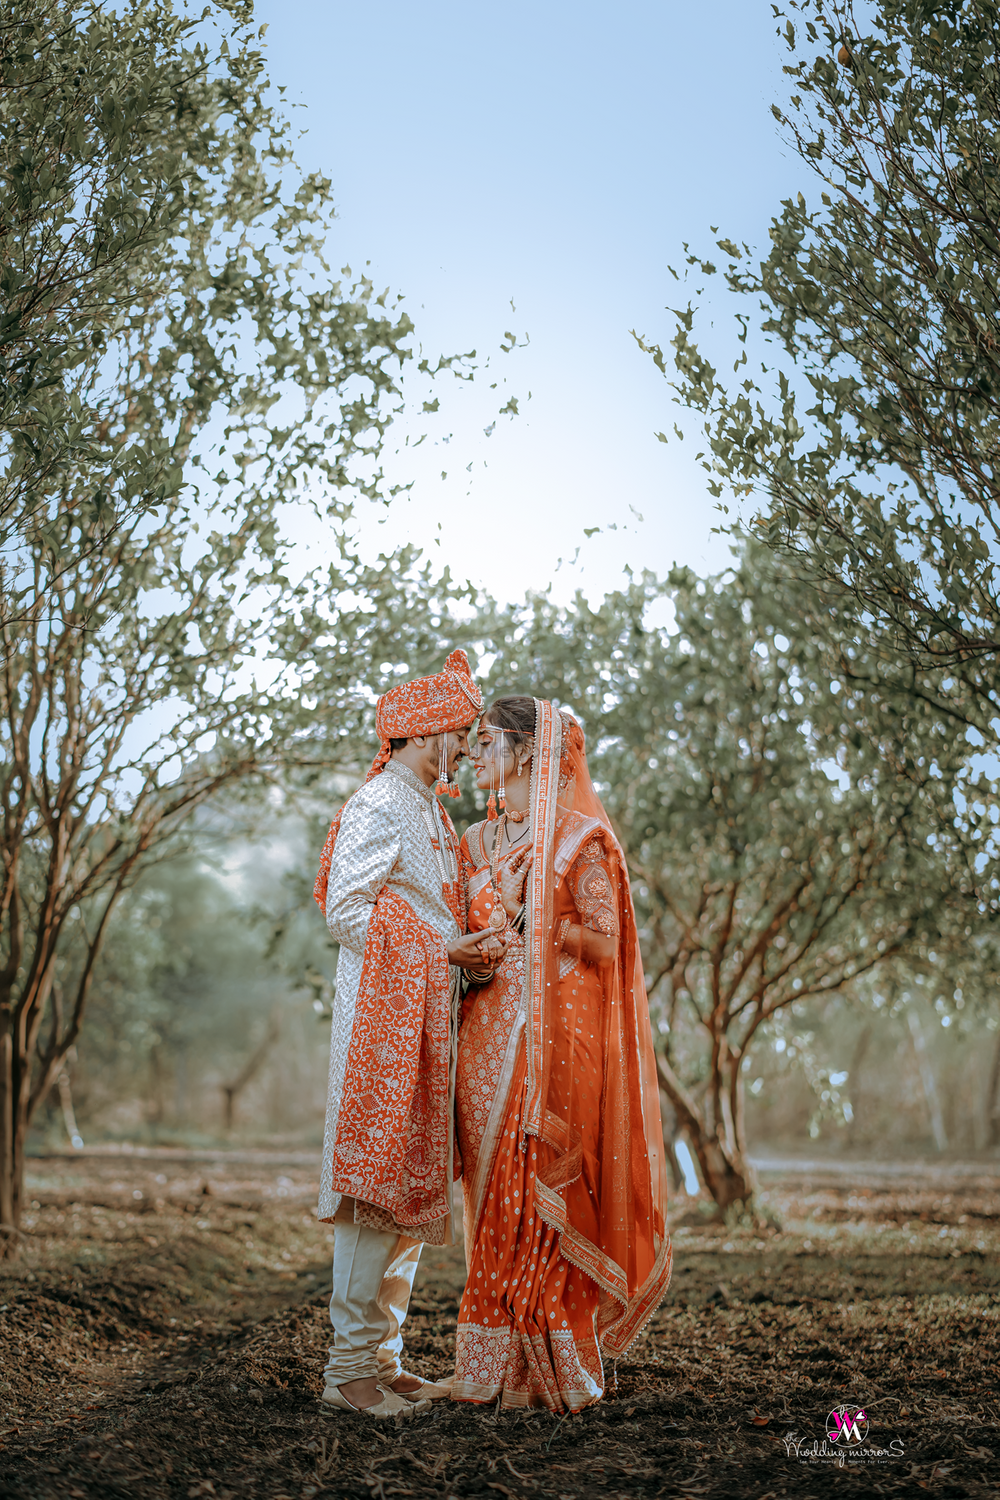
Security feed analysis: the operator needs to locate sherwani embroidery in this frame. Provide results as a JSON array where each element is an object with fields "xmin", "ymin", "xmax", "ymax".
[{"xmin": 321, "ymin": 760, "xmax": 462, "ymax": 1245}]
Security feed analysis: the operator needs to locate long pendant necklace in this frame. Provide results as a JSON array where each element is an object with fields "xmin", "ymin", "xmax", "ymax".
[
  {"xmin": 487, "ymin": 814, "xmax": 531, "ymax": 930},
  {"xmin": 487, "ymin": 817, "xmax": 510, "ymax": 931}
]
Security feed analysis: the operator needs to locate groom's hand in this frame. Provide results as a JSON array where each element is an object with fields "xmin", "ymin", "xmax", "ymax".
[{"xmin": 447, "ymin": 931, "xmax": 510, "ymax": 970}]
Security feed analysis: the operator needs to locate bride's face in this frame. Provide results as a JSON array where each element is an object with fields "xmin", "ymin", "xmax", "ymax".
[{"xmin": 471, "ymin": 720, "xmax": 512, "ymax": 790}]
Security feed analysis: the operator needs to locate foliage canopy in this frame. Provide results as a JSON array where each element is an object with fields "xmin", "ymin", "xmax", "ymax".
[{"xmin": 0, "ymin": 0, "xmax": 472, "ymax": 1247}]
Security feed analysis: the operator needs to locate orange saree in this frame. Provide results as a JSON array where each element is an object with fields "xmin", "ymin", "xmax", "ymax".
[{"xmin": 453, "ymin": 701, "xmax": 672, "ymax": 1412}]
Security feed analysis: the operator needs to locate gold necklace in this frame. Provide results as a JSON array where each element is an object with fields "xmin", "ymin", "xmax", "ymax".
[
  {"xmin": 487, "ymin": 815, "xmax": 531, "ymax": 929},
  {"xmin": 487, "ymin": 817, "xmax": 509, "ymax": 930}
]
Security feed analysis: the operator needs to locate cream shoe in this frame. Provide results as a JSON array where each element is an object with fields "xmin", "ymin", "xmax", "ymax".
[
  {"xmin": 394, "ymin": 1372, "xmax": 453, "ymax": 1402},
  {"xmin": 321, "ymin": 1380, "xmax": 424, "ymax": 1418}
]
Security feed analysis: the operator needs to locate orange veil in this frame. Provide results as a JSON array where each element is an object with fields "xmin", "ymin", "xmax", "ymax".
[{"xmin": 525, "ymin": 700, "xmax": 671, "ymax": 1353}]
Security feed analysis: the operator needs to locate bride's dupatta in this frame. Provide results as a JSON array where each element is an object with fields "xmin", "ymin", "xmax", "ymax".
[
  {"xmin": 456, "ymin": 701, "xmax": 671, "ymax": 1409},
  {"xmin": 524, "ymin": 700, "xmax": 671, "ymax": 1354}
]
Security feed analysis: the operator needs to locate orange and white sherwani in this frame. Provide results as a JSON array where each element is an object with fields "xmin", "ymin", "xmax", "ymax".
[
  {"xmin": 321, "ymin": 760, "xmax": 463, "ymax": 1239},
  {"xmin": 320, "ymin": 763, "xmax": 462, "ymax": 1387},
  {"xmin": 313, "ymin": 649, "xmax": 481, "ymax": 1391}
]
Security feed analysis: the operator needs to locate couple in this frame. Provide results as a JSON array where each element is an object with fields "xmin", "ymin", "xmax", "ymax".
[{"xmin": 312, "ymin": 650, "xmax": 671, "ymax": 1418}]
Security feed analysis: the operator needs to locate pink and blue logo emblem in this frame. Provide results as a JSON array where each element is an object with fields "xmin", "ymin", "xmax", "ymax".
[{"xmin": 827, "ymin": 1405, "xmax": 869, "ymax": 1446}]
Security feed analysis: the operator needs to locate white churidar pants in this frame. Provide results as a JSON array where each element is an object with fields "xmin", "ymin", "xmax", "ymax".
[{"xmin": 324, "ymin": 1199, "xmax": 422, "ymax": 1386}]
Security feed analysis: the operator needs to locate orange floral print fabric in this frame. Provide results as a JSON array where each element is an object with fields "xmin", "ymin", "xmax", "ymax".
[
  {"xmin": 453, "ymin": 827, "xmax": 607, "ymax": 1411},
  {"xmin": 453, "ymin": 700, "xmax": 671, "ymax": 1411},
  {"xmin": 328, "ymin": 887, "xmax": 452, "ymax": 1230}
]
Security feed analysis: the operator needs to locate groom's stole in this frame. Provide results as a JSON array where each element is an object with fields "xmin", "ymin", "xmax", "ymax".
[{"xmin": 328, "ymin": 888, "xmax": 452, "ymax": 1229}]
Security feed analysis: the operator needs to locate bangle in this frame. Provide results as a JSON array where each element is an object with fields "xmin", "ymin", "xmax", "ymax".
[
  {"xmin": 511, "ymin": 904, "xmax": 525, "ymax": 935},
  {"xmin": 466, "ymin": 967, "xmax": 494, "ymax": 986}
]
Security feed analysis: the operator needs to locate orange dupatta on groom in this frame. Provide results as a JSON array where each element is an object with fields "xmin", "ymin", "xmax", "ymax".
[{"xmin": 454, "ymin": 700, "xmax": 671, "ymax": 1411}]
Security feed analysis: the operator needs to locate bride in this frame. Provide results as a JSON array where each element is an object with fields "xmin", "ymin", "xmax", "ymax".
[{"xmin": 452, "ymin": 697, "xmax": 672, "ymax": 1413}]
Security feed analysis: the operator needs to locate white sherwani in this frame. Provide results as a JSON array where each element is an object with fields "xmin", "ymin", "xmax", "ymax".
[{"xmin": 320, "ymin": 761, "xmax": 461, "ymax": 1238}]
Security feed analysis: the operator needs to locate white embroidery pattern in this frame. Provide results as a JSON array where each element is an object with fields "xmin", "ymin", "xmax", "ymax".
[
  {"xmin": 452, "ymin": 1324, "xmax": 603, "ymax": 1412},
  {"xmin": 319, "ymin": 763, "xmax": 460, "ymax": 1231}
]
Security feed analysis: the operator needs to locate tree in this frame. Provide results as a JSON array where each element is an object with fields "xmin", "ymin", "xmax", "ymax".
[
  {"xmin": 1, "ymin": 527, "xmax": 488, "ymax": 1248},
  {"xmin": 481, "ymin": 556, "xmax": 963, "ymax": 1210},
  {"xmin": 63, "ymin": 855, "xmax": 288, "ymax": 1136},
  {"xmin": 1, "ymin": 0, "xmax": 405, "ymax": 623},
  {"xmin": 636, "ymin": 0, "xmax": 1000, "ymax": 859},
  {"xmin": 0, "ymin": 0, "xmax": 471, "ymax": 1252}
]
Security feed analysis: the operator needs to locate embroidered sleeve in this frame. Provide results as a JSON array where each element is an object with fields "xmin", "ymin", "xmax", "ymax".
[
  {"xmin": 325, "ymin": 793, "xmax": 402, "ymax": 953},
  {"xmin": 566, "ymin": 838, "xmax": 618, "ymax": 936}
]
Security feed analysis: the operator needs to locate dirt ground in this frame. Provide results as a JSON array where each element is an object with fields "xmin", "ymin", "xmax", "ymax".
[{"xmin": 0, "ymin": 1150, "xmax": 997, "ymax": 1500}]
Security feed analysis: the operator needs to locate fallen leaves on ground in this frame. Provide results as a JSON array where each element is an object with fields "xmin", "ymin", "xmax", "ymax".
[{"xmin": 0, "ymin": 1152, "xmax": 997, "ymax": 1498}]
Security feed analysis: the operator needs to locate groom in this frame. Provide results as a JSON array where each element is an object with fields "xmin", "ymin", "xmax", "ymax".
[{"xmin": 313, "ymin": 649, "xmax": 505, "ymax": 1418}]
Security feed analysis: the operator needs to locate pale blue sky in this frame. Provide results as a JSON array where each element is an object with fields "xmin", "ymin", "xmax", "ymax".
[{"xmin": 254, "ymin": 0, "xmax": 809, "ymax": 605}]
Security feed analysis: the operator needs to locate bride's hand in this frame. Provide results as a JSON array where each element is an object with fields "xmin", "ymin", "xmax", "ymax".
[
  {"xmin": 500, "ymin": 848, "xmax": 532, "ymax": 917},
  {"xmin": 447, "ymin": 931, "xmax": 509, "ymax": 969},
  {"xmin": 477, "ymin": 933, "xmax": 507, "ymax": 965}
]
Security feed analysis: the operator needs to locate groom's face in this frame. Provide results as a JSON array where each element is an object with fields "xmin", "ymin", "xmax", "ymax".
[{"xmin": 444, "ymin": 726, "xmax": 473, "ymax": 776}]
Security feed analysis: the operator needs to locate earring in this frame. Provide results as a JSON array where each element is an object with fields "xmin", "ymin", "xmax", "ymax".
[
  {"xmin": 498, "ymin": 729, "xmax": 507, "ymax": 813},
  {"xmin": 487, "ymin": 733, "xmax": 498, "ymax": 821},
  {"xmin": 435, "ymin": 733, "xmax": 461, "ymax": 798},
  {"xmin": 436, "ymin": 733, "xmax": 449, "ymax": 795}
]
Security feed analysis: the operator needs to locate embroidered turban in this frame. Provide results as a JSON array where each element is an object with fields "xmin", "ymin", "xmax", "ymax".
[
  {"xmin": 313, "ymin": 649, "xmax": 482, "ymax": 909},
  {"xmin": 375, "ymin": 648, "xmax": 482, "ymax": 742}
]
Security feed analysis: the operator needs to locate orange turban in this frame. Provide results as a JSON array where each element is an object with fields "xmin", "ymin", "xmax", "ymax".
[
  {"xmin": 314, "ymin": 649, "xmax": 482, "ymax": 910},
  {"xmin": 374, "ymin": 647, "xmax": 482, "ymax": 742}
]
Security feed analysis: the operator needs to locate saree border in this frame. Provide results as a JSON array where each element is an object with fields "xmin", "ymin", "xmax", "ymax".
[
  {"xmin": 535, "ymin": 1178, "xmax": 674, "ymax": 1356},
  {"xmin": 551, "ymin": 813, "xmax": 604, "ymax": 879},
  {"xmin": 463, "ymin": 1008, "xmax": 526, "ymax": 1251},
  {"xmin": 523, "ymin": 698, "xmax": 560, "ymax": 1139}
]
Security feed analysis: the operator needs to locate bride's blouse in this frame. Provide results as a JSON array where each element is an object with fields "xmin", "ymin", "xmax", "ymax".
[{"xmin": 460, "ymin": 810, "xmax": 619, "ymax": 961}]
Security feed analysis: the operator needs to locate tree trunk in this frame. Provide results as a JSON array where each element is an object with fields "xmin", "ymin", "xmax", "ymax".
[
  {"xmin": 846, "ymin": 1024, "xmax": 871, "ymax": 1149},
  {"xmin": 0, "ymin": 1028, "xmax": 30, "ymax": 1258},
  {"xmin": 57, "ymin": 1070, "xmax": 83, "ymax": 1150},
  {"xmin": 658, "ymin": 1093, "xmax": 686, "ymax": 1193},
  {"xmin": 656, "ymin": 1052, "xmax": 756, "ymax": 1213},
  {"xmin": 222, "ymin": 1014, "xmax": 281, "ymax": 1131},
  {"xmin": 983, "ymin": 1030, "xmax": 1000, "ymax": 1150},
  {"xmin": 907, "ymin": 1006, "xmax": 948, "ymax": 1152},
  {"xmin": 0, "ymin": 1029, "xmax": 15, "ymax": 1251},
  {"xmin": 147, "ymin": 1043, "xmax": 165, "ymax": 1128},
  {"xmin": 0, "ymin": 888, "xmax": 122, "ymax": 1255}
]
